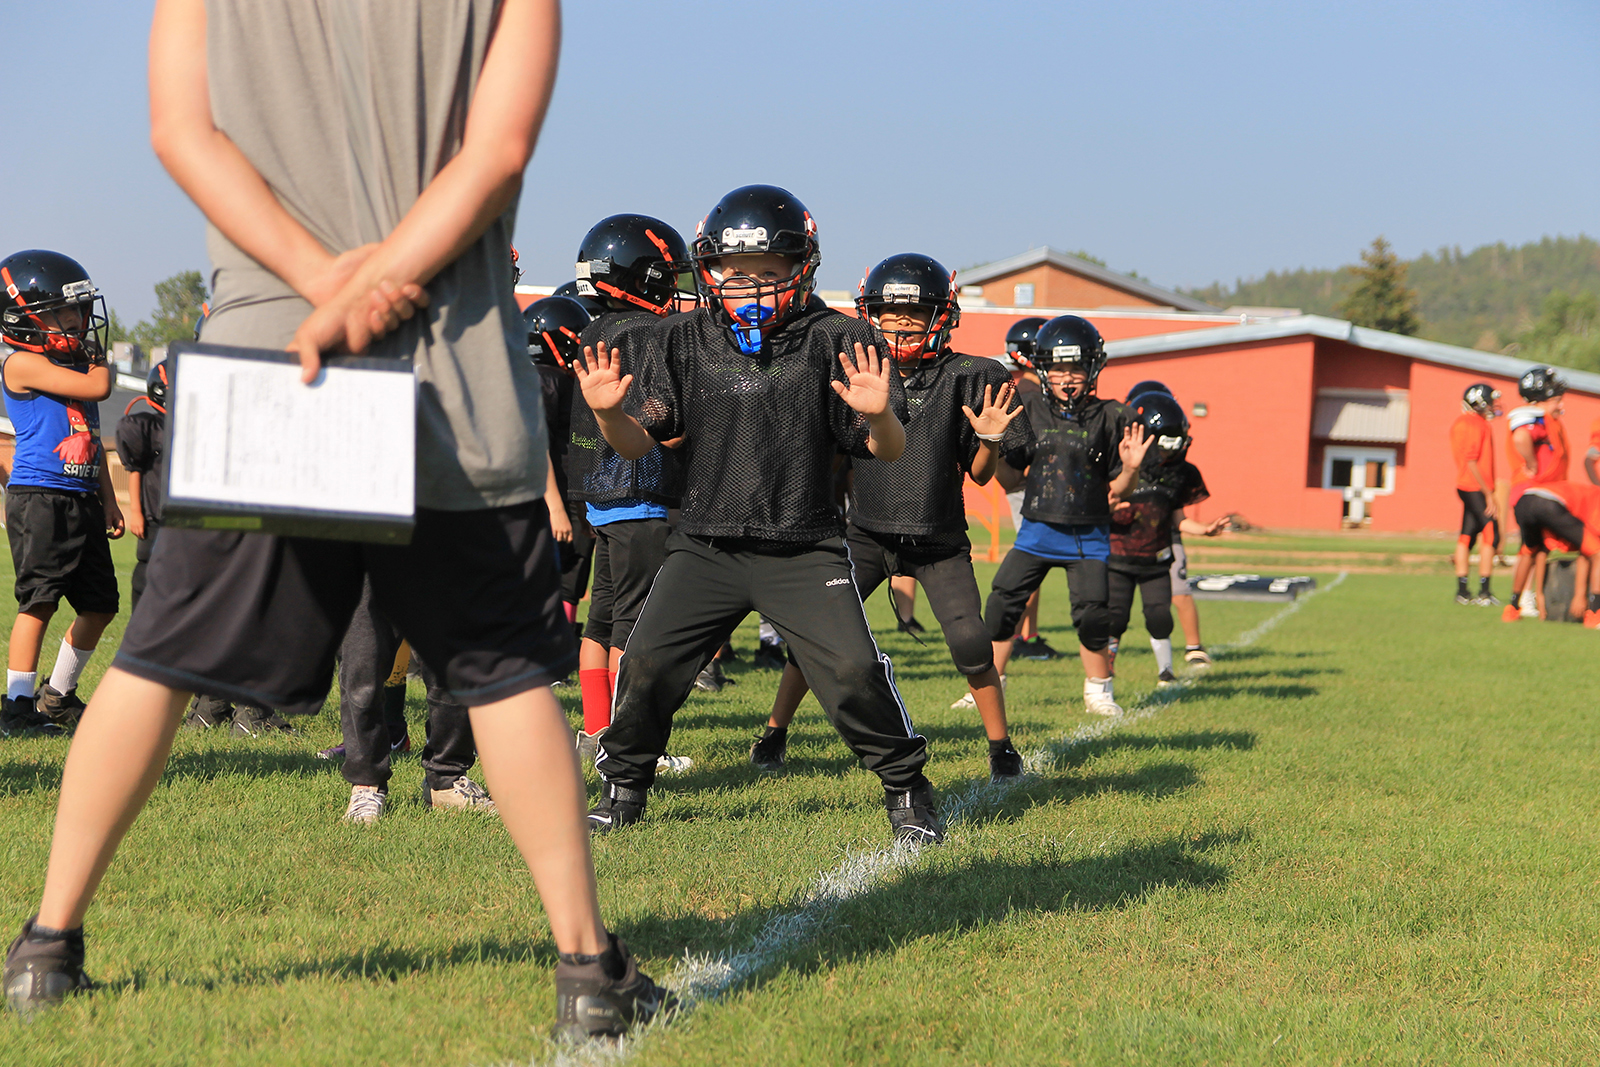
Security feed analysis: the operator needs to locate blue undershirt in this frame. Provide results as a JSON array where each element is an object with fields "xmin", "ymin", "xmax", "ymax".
[
  {"xmin": 586, "ymin": 497, "xmax": 668, "ymax": 527},
  {"xmin": 1012, "ymin": 518, "xmax": 1110, "ymax": 562}
]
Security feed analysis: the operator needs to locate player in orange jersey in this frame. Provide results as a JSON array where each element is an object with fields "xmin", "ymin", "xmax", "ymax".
[
  {"xmin": 1504, "ymin": 480, "xmax": 1600, "ymax": 626},
  {"xmin": 1450, "ymin": 383, "xmax": 1501, "ymax": 605},
  {"xmin": 1503, "ymin": 367, "xmax": 1568, "ymax": 618}
]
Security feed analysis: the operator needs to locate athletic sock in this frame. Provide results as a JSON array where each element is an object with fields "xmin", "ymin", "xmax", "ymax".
[
  {"xmin": 1084, "ymin": 676, "xmax": 1114, "ymax": 699},
  {"xmin": 1457, "ymin": 577, "xmax": 1470, "ymax": 597},
  {"xmin": 48, "ymin": 639, "xmax": 95, "ymax": 695},
  {"xmin": 1150, "ymin": 637, "xmax": 1174, "ymax": 674},
  {"xmin": 1185, "ymin": 644, "xmax": 1202, "ymax": 653},
  {"xmin": 579, "ymin": 669, "xmax": 612, "ymax": 735},
  {"xmin": 1480, "ymin": 576, "xmax": 1493, "ymax": 595},
  {"xmin": 761, "ymin": 724, "xmax": 787, "ymax": 741},
  {"xmin": 1589, "ymin": 593, "xmax": 1600, "ymax": 614},
  {"xmin": 7, "ymin": 670, "xmax": 37, "ymax": 702}
]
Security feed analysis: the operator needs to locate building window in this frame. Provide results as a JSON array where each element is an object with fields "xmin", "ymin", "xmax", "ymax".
[
  {"xmin": 1322, "ymin": 445, "xmax": 1396, "ymax": 526},
  {"xmin": 1013, "ymin": 283, "xmax": 1034, "ymax": 307}
]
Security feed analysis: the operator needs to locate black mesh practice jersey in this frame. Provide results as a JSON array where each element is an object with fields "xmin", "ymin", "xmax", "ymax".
[
  {"xmin": 115, "ymin": 409, "xmax": 165, "ymax": 524},
  {"xmin": 567, "ymin": 310, "xmax": 685, "ymax": 507},
  {"xmin": 849, "ymin": 351, "xmax": 1034, "ymax": 537},
  {"xmin": 537, "ymin": 364, "xmax": 574, "ymax": 498},
  {"xmin": 632, "ymin": 305, "xmax": 906, "ymax": 542},
  {"xmin": 1004, "ymin": 392, "xmax": 1133, "ymax": 525},
  {"xmin": 1110, "ymin": 457, "xmax": 1208, "ymax": 562}
]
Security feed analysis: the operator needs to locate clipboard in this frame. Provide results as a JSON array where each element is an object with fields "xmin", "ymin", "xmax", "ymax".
[{"xmin": 161, "ymin": 341, "xmax": 416, "ymax": 544}]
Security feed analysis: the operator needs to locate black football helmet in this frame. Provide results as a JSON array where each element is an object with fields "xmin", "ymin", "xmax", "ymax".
[
  {"xmin": 855, "ymin": 253, "xmax": 960, "ymax": 366},
  {"xmin": 576, "ymin": 214, "xmax": 691, "ymax": 316},
  {"xmin": 1004, "ymin": 316, "xmax": 1047, "ymax": 372},
  {"xmin": 552, "ymin": 280, "xmax": 608, "ymax": 319},
  {"xmin": 1462, "ymin": 382, "xmax": 1501, "ymax": 417},
  {"xmin": 510, "ymin": 245, "xmax": 523, "ymax": 286},
  {"xmin": 0, "ymin": 249, "xmax": 108, "ymax": 361},
  {"xmin": 522, "ymin": 296, "xmax": 592, "ymax": 371},
  {"xmin": 1031, "ymin": 315, "xmax": 1107, "ymax": 411},
  {"xmin": 146, "ymin": 361, "xmax": 169, "ymax": 412},
  {"xmin": 1518, "ymin": 366, "xmax": 1567, "ymax": 403},
  {"xmin": 1132, "ymin": 391, "xmax": 1190, "ymax": 463},
  {"xmin": 691, "ymin": 185, "xmax": 820, "ymax": 354},
  {"xmin": 1125, "ymin": 380, "xmax": 1172, "ymax": 404}
]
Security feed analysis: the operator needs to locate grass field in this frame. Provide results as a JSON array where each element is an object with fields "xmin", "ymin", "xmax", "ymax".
[{"xmin": 2, "ymin": 535, "xmax": 1597, "ymax": 1065}]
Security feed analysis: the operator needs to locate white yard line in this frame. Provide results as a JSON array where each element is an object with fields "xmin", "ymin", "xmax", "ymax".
[{"xmin": 537, "ymin": 573, "xmax": 1349, "ymax": 1066}]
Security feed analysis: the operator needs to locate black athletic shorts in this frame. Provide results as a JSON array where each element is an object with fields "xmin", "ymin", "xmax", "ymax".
[
  {"xmin": 114, "ymin": 499, "xmax": 577, "ymax": 715},
  {"xmin": 1458, "ymin": 489, "xmax": 1499, "ymax": 542},
  {"xmin": 1514, "ymin": 491, "xmax": 1585, "ymax": 556},
  {"xmin": 584, "ymin": 516, "xmax": 672, "ymax": 650},
  {"xmin": 5, "ymin": 486, "xmax": 120, "ymax": 616}
]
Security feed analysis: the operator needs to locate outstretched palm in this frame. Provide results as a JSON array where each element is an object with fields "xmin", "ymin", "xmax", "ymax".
[
  {"xmin": 574, "ymin": 341, "xmax": 632, "ymax": 413},
  {"xmin": 832, "ymin": 342, "xmax": 891, "ymax": 416},
  {"xmin": 962, "ymin": 381, "xmax": 1022, "ymax": 438},
  {"xmin": 1118, "ymin": 422, "xmax": 1153, "ymax": 469}
]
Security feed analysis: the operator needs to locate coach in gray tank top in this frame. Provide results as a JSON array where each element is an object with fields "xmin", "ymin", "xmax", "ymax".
[{"xmin": 202, "ymin": 0, "xmax": 544, "ymax": 511}]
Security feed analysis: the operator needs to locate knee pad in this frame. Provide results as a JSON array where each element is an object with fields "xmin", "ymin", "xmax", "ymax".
[
  {"xmin": 1072, "ymin": 602, "xmax": 1115, "ymax": 652},
  {"xmin": 1144, "ymin": 605, "xmax": 1174, "ymax": 640},
  {"xmin": 946, "ymin": 619, "xmax": 995, "ymax": 677}
]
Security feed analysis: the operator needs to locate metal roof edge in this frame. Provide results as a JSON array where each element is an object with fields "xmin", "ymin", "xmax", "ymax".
[
  {"xmin": 1106, "ymin": 315, "xmax": 1600, "ymax": 395},
  {"xmin": 957, "ymin": 246, "xmax": 1221, "ymax": 314}
]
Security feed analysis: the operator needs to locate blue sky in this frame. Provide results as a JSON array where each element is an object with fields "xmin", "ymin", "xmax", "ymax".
[{"xmin": 4, "ymin": 1, "xmax": 1597, "ymax": 323}]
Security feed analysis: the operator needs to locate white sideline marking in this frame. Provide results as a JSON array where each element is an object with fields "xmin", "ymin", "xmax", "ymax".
[{"xmin": 533, "ymin": 574, "xmax": 1349, "ymax": 1066}]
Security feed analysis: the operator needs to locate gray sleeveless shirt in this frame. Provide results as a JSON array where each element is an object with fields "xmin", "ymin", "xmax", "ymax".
[{"xmin": 202, "ymin": 0, "xmax": 544, "ymax": 510}]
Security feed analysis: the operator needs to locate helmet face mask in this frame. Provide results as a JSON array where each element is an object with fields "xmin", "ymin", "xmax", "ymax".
[
  {"xmin": 1, "ymin": 250, "xmax": 108, "ymax": 362},
  {"xmin": 1462, "ymin": 382, "xmax": 1501, "ymax": 418},
  {"xmin": 1133, "ymin": 392, "xmax": 1191, "ymax": 464},
  {"xmin": 692, "ymin": 185, "xmax": 820, "ymax": 354},
  {"xmin": 1031, "ymin": 315, "xmax": 1107, "ymax": 413},
  {"xmin": 856, "ymin": 253, "xmax": 960, "ymax": 366},
  {"xmin": 522, "ymin": 295, "xmax": 593, "ymax": 372},
  {"xmin": 575, "ymin": 214, "xmax": 692, "ymax": 316},
  {"xmin": 146, "ymin": 361, "xmax": 169, "ymax": 412}
]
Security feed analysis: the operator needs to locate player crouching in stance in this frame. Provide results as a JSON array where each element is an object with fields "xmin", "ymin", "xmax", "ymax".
[
  {"xmin": 1502, "ymin": 367, "xmax": 1568, "ymax": 621},
  {"xmin": 754, "ymin": 254, "xmax": 1032, "ymax": 782},
  {"xmin": 983, "ymin": 316, "xmax": 1152, "ymax": 716},
  {"xmin": 575, "ymin": 185, "xmax": 944, "ymax": 845},
  {"xmin": 1509, "ymin": 481, "xmax": 1600, "ymax": 625},
  {"xmin": 1450, "ymin": 383, "xmax": 1502, "ymax": 606},
  {"xmin": 1108, "ymin": 392, "xmax": 1225, "ymax": 686},
  {"xmin": 0, "ymin": 250, "xmax": 124, "ymax": 736}
]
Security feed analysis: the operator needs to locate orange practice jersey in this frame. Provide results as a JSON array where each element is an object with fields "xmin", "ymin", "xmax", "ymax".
[
  {"xmin": 1505, "ymin": 408, "xmax": 1563, "ymax": 486},
  {"xmin": 1519, "ymin": 480, "xmax": 1600, "ymax": 555},
  {"xmin": 1449, "ymin": 412, "xmax": 1494, "ymax": 492}
]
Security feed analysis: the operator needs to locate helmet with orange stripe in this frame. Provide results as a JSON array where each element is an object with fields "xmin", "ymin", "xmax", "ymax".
[
  {"xmin": 856, "ymin": 253, "xmax": 961, "ymax": 366},
  {"xmin": 576, "ymin": 215, "xmax": 690, "ymax": 316},
  {"xmin": 147, "ymin": 361, "xmax": 169, "ymax": 412},
  {"xmin": 522, "ymin": 295, "xmax": 592, "ymax": 372},
  {"xmin": 1004, "ymin": 316, "xmax": 1047, "ymax": 372},
  {"xmin": 691, "ymin": 185, "xmax": 820, "ymax": 355},
  {"xmin": 0, "ymin": 249, "xmax": 108, "ymax": 362}
]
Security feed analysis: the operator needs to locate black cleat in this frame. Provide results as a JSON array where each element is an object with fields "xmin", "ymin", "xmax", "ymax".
[
  {"xmin": 5, "ymin": 917, "xmax": 93, "ymax": 1015},
  {"xmin": 749, "ymin": 726, "xmax": 787, "ymax": 772},
  {"xmin": 1, "ymin": 696, "xmax": 63, "ymax": 738},
  {"xmin": 717, "ymin": 640, "xmax": 739, "ymax": 663},
  {"xmin": 751, "ymin": 642, "xmax": 787, "ymax": 671},
  {"xmin": 587, "ymin": 783, "xmax": 648, "ymax": 833},
  {"xmin": 693, "ymin": 657, "xmax": 732, "ymax": 693},
  {"xmin": 885, "ymin": 784, "xmax": 944, "ymax": 846},
  {"xmin": 988, "ymin": 739, "xmax": 1024, "ymax": 782},
  {"xmin": 553, "ymin": 932, "xmax": 675, "ymax": 1042},
  {"xmin": 183, "ymin": 694, "xmax": 233, "ymax": 730},
  {"xmin": 900, "ymin": 615, "xmax": 927, "ymax": 636},
  {"xmin": 231, "ymin": 703, "xmax": 296, "ymax": 738},
  {"xmin": 34, "ymin": 685, "xmax": 86, "ymax": 731},
  {"xmin": 1013, "ymin": 636, "xmax": 1058, "ymax": 661}
]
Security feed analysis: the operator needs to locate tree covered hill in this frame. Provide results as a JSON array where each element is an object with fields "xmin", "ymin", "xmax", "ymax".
[{"xmin": 1185, "ymin": 235, "xmax": 1600, "ymax": 357}]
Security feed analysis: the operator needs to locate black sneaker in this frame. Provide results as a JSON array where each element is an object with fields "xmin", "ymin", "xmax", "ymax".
[
  {"xmin": 4, "ymin": 917, "xmax": 92, "ymax": 1014},
  {"xmin": 1183, "ymin": 646, "xmax": 1212, "ymax": 668},
  {"xmin": 693, "ymin": 658, "xmax": 732, "ymax": 693},
  {"xmin": 749, "ymin": 726, "xmax": 787, "ymax": 772},
  {"xmin": 587, "ymin": 783, "xmax": 648, "ymax": 833},
  {"xmin": 1455, "ymin": 593, "xmax": 1473, "ymax": 605},
  {"xmin": 553, "ymin": 932, "xmax": 675, "ymax": 1041},
  {"xmin": 751, "ymin": 642, "xmax": 787, "ymax": 671},
  {"xmin": 988, "ymin": 740, "xmax": 1024, "ymax": 782},
  {"xmin": 885, "ymin": 784, "xmax": 944, "ymax": 846},
  {"xmin": 1157, "ymin": 668, "xmax": 1178, "ymax": 687},
  {"xmin": 1014, "ymin": 636, "xmax": 1058, "ymax": 661},
  {"xmin": 231, "ymin": 703, "xmax": 296, "ymax": 738},
  {"xmin": 1, "ymin": 696, "xmax": 63, "ymax": 738},
  {"xmin": 717, "ymin": 640, "xmax": 739, "ymax": 663},
  {"xmin": 900, "ymin": 616, "xmax": 927, "ymax": 636},
  {"xmin": 183, "ymin": 694, "xmax": 233, "ymax": 730},
  {"xmin": 34, "ymin": 685, "xmax": 86, "ymax": 731}
]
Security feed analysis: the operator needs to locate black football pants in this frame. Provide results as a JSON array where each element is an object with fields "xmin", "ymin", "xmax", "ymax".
[
  {"xmin": 846, "ymin": 525, "xmax": 993, "ymax": 676},
  {"xmin": 338, "ymin": 578, "xmax": 476, "ymax": 792},
  {"xmin": 984, "ymin": 547, "xmax": 1113, "ymax": 652},
  {"xmin": 598, "ymin": 532, "xmax": 929, "ymax": 792},
  {"xmin": 1107, "ymin": 561, "xmax": 1174, "ymax": 641}
]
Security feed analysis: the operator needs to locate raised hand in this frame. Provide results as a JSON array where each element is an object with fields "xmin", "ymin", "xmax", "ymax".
[
  {"xmin": 962, "ymin": 381, "xmax": 1023, "ymax": 438},
  {"xmin": 1118, "ymin": 422, "xmax": 1153, "ymax": 469},
  {"xmin": 832, "ymin": 342, "xmax": 892, "ymax": 417},
  {"xmin": 573, "ymin": 341, "xmax": 633, "ymax": 413}
]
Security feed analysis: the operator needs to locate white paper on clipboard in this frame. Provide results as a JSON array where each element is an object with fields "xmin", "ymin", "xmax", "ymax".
[{"xmin": 168, "ymin": 353, "xmax": 414, "ymax": 520}]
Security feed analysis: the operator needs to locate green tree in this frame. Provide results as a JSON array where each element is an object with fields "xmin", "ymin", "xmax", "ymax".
[
  {"xmin": 131, "ymin": 270, "xmax": 209, "ymax": 350},
  {"xmin": 1513, "ymin": 289, "xmax": 1600, "ymax": 373},
  {"xmin": 106, "ymin": 308, "xmax": 131, "ymax": 345},
  {"xmin": 1338, "ymin": 236, "xmax": 1421, "ymax": 335}
]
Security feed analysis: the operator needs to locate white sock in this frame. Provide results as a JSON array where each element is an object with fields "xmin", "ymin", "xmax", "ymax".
[
  {"xmin": 1520, "ymin": 589, "xmax": 1536, "ymax": 610},
  {"xmin": 1084, "ymin": 676, "xmax": 1114, "ymax": 700},
  {"xmin": 48, "ymin": 639, "xmax": 94, "ymax": 695},
  {"xmin": 7, "ymin": 670, "xmax": 37, "ymax": 702},
  {"xmin": 1151, "ymin": 637, "xmax": 1174, "ymax": 674}
]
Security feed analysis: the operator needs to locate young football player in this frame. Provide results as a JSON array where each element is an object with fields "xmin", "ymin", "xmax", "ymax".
[
  {"xmin": 564, "ymin": 215, "xmax": 691, "ymax": 757},
  {"xmin": 116, "ymin": 361, "xmax": 169, "ymax": 615},
  {"xmin": 0, "ymin": 249, "xmax": 124, "ymax": 735},
  {"xmin": 1503, "ymin": 367, "xmax": 1567, "ymax": 620},
  {"xmin": 1107, "ymin": 392, "xmax": 1225, "ymax": 686},
  {"xmin": 1507, "ymin": 480, "xmax": 1600, "ymax": 624},
  {"xmin": 984, "ymin": 315, "xmax": 1151, "ymax": 716},
  {"xmin": 7, "ymin": 0, "xmax": 671, "ymax": 1039},
  {"xmin": 1001, "ymin": 317, "xmax": 1054, "ymax": 661},
  {"xmin": 1450, "ymin": 382, "xmax": 1501, "ymax": 605},
  {"xmin": 753, "ymin": 253, "xmax": 1031, "ymax": 781},
  {"xmin": 574, "ymin": 185, "xmax": 943, "ymax": 844}
]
